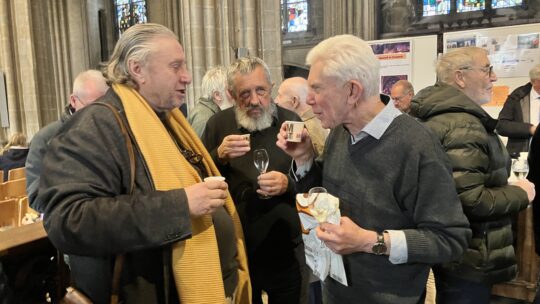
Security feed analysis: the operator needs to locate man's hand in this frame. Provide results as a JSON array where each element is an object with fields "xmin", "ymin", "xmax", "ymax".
[
  {"xmin": 276, "ymin": 122, "xmax": 315, "ymax": 166},
  {"xmin": 217, "ymin": 134, "xmax": 250, "ymax": 163},
  {"xmin": 256, "ymin": 171, "xmax": 288, "ymax": 197},
  {"xmin": 184, "ymin": 180, "xmax": 228, "ymax": 217},
  {"xmin": 316, "ymin": 217, "xmax": 389, "ymax": 255},
  {"xmin": 531, "ymin": 125, "xmax": 537, "ymax": 136},
  {"xmin": 513, "ymin": 179, "xmax": 536, "ymax": 203}
]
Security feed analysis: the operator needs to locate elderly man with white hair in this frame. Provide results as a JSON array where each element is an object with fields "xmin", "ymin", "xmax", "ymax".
[
  {"xmin": 188, "ymin": 66, "xmax": 234, "ymax": 137},
  {"xmin": 275, "ymin": 77, "xmax": 327, "ymax": 158},
  {"xmin": 277, "ymin": 34, "xmax": 471, "ymax": 304},
  {"xmin": 497, "ymin": 63, "xmax": 540, "ymax": 154},
  {"xmin": 412, "ymin": 47, "xmax": 535, "ymax": 304}
]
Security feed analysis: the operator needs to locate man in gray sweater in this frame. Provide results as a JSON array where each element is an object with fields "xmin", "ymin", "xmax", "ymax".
[{"xmin": 276, "ymin": 34, "xmax": 471, "ymax": 304}]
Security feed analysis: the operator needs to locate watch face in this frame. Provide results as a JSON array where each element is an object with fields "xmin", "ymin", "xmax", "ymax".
[{"xmin": 373, "ymin": 243, "xmax": 387, "ymax": 255}]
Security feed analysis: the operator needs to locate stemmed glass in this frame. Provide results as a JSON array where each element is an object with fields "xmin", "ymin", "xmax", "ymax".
[
  {"xmin": 308, "ymin": 186, "xmax": 328, "ymax": 249},
  {"xmin": 512, "ymin": 158, "xmax": 529, "ymax": 181},
  {"xmin": 308, "ymin": 187, "xmax": 329, "ymax": 223},
  {"xmin": 253, "ymin": 149, "xmax": 270, "ymax": 199},
  {"xmin": 512, "ymin": 157, "xmax": 530, "ymax": 208}
]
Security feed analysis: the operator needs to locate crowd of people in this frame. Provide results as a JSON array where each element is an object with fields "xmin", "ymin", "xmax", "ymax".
[{"xmin": 4, "ymin": 22, "xmax": 540, "ymax": 304}]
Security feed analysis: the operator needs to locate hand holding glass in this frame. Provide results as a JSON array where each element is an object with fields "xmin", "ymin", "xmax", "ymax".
[{"xmin": 253, "ymin": 149, "xmax": 270, "ymax": 199}]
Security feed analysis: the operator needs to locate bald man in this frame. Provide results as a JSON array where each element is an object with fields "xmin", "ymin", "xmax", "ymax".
[
  {"xmin": 390, "ymin": 80, "xmax": 414, "ymax": 113},
  {"xmin": 26, "ymin": 70, "xmax": 109, "ymax": 212},
  {"xmin": 275, "ymin": 77, "xmax": 327, "ymax": 158}
]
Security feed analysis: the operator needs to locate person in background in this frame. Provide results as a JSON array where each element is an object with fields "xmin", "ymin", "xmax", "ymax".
[
  {"xmin": 497, "ymin": 64, "xmax": 540, "ymax": 155},
  {"xmin": 188, "ymin": 66, "xmax": 234, "ymax": 137},
  {"xmin": 202, "ymin": 57, "xmax": 306, "ymax": 304},
  {"xmin": 526, "ymin": 127, "xmax": 540, "ymax": 303},
  {"xmin": 275, "ymin": 77, "xmax": 327, "ymax": 159},
  {"xmin": 277, "ymin": 34, "xmax": 471, "ymax": 304},
  {"xmin": 390, "ymin": 80, "xmax": 414, "ymax": 114},
  {"xmin": 26, "ymin": 69, "xmax": 109, "ymax": 212},
  {"xmin": 411, "ymin": 46, "xmax": 535, "ymax": 304},
  {"xmin": 275, "ymin": 76, "xmax": 325, "ymax": 304},
  {"xmin": 0, "ymin": 132, "xmax": 29, "ymax": 181},
  {"xmin": 38, "ymin": 23, "xmax": 250, "ymax": 304}
]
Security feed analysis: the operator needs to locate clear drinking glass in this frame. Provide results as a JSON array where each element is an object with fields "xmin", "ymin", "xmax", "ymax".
[
  {"xmin": 512, "ymin": 158, "xmax": 529, "ymax": 181},
  {"xmin": 253, "ymin": 149, "xmax": 270, "ymax": 199},
  {"xmin": 308, "ymin": 187, "xmax": 328, "ymax": 223}
]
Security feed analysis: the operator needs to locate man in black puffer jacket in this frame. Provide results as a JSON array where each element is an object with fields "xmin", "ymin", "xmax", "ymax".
[{"xmin": 411, "ymin": 47, "xmax": 536, "ymax": 304}]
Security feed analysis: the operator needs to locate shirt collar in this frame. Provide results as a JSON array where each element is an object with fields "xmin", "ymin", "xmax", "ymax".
[
  {"xmin": 531, "ymin": 87, "xmax": 540, "ymax": 101},
  {"xmin": 350, "ymin": 102, "xmax": 402, "ymax": 144}
]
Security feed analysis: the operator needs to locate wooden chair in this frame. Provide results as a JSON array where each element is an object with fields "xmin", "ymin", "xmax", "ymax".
[
  {"xmin": 7, "ymin": 167, "xmax": 26, "ymax": 181},
  {"xmin": 3, "ymin": 178, "xmax": 27, "ymax": 199},
  {"xmin": 0, "ymin": 198, "xmax": 19, "ymax": 229}
]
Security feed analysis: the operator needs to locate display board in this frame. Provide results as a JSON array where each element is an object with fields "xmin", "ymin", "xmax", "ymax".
[
  {"xmin": 367, "ymin": 35, "xmax": 438, "ymax": 96},
  {"xmin": 444, "ymin": 23, "xmax": 540, "ymax": 119}
]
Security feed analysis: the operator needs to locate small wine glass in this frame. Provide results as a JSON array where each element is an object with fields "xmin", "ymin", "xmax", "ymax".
[
  {"xmin": 308, "ymin": 187, "xmax": 328, "ymax": 249},
  {"xmin": 512, "ymin": 158, "xmax": 529, "ymax": 181},
  {"xmin": 308, "ymin": 187, "xmax": 329, "ymax": 223},
  {"xmin": 253, "ymin": 149, "xmax": 270, "ymax": 199}
]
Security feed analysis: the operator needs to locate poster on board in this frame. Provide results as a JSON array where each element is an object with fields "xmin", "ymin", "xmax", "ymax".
[
  {"xmin": 369, "ymin": 40, "xmax": 413, "ymax": 95},
  {"xmin": 444, "ymin": 32, "xmax": 540, "ymax": 78}
]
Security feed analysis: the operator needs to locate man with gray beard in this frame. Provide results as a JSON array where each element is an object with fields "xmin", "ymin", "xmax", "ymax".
[{"xmin": 202, "ymin": 57, "xmax": 307, "ymax": 304}]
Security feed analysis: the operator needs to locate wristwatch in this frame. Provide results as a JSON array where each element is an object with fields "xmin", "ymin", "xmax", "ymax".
[{"xmin": 372, "ymin": 231, "xmax": 387, "ymax": 255}]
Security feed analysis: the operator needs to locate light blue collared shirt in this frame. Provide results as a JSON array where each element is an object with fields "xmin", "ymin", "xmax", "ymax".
[{"xmin": 295, "ymin": 102, "xmax": 408, "ymax": 264}]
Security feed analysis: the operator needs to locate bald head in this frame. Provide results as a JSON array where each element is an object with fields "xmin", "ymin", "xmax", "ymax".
[
  {"xmin": 70, "ymin": 70, "xmax": 109, "ymax": 112},
  {"xmin": 390, "ymin": 80, "xmax": 414, "ymax": 113},
  {"xmin": 275, "ymin": 77, "xmax": 309, "ymax": 115}
]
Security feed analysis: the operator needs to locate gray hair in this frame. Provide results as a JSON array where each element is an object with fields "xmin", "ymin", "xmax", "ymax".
[
  {"xmin": 530, "ymin": 64, "xmax": 540, "ymax": 81},
  {"xmin": 436, "ymin": 47, "xmax": 488, "ymax": 85},
  {"xmin": 72, "ymin": 70, "xmax": 108, "ymax": 99},
  {"xmin": 201, "ymin": 66, "xmax": 227, "ymax": 100},
  {"xmin": 104, "ymin": 23, "xmax": 177, "ymax": 88},
  {"xmin": 392, "ymin": 80, "xmax": 414, "ymax": 95},
  {"xmin": 227, "ymin": 57, "xmax": 272, "ymax": 97},
  {"xmin": 305, "ymin": 34, "xmax": 380, "ymax": 100}
]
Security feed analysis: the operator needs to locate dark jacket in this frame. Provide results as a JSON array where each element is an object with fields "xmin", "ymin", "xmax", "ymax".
[
  {"xmin": 497, "ymin": 82, "xmax": 534, "ymax": 154},
  {"xmin": 39, "ymin": 89, "xmax": 192, "ymax": 304},
  {"xmin": 26, "ymin": 105, "xmax": 72, "ymax": 212},
  {"xmin": 528, "ymin": 128, "xmax": 540, "ymax": 255},
  {"xmin": 202, "ymin": 105, "xmax": 305, "ymax": 281},
  {"xmin": 0, "ymin": 147, "xmax": 29, "ymax": 181},
  {"xmin": 412, "ymin": 83, "xmax": 529, "ymax": 284}
]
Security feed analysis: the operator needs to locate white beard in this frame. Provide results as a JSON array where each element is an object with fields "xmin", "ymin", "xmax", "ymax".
[{"xmin": 235, "ymin": 102, "xmax": 276, "ymax": 132}]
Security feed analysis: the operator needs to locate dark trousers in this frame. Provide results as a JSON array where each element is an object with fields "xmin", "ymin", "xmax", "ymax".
[
  {"xmin": 435, "ymin": 273, "xmax": 492, "ymax": 304},
  {"xmin": 308, "ymin": 281, "xmax": 322, "ymax": 304}
]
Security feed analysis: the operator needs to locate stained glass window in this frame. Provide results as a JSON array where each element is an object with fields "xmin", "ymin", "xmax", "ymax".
[
  {"xmin": 115, "ymin": 0, "xmax": 147, "ymax": 36},
  {"xmin": 492, "ymin": 0, "xmax": 522, "ymax": 9},
  {"xmin": 282, "ymin": 0, "xmax": 308, "ymax": 33},
  {"xmin": 423, "ymin": 0, "xmax": 451, "ymax": 16},
  {"xmin": 457, "ymin": 0, "xmax": 485, "ymax": 13}
]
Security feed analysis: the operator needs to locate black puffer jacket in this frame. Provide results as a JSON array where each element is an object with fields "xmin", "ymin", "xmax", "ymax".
[{"xmin": 411, "ymin": 83, "xmax": 529, "ymax": 284}]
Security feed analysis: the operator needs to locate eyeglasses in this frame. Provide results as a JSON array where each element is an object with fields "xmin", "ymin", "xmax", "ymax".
[
  {"xmin": 392, "ymin": 91, "xmax": 411, "ymax": 102},
  {"xmin": 180, "ymin": 148, "xmax": 202, "ymax": 165},
  {"xmin": 459, "ymin": 65, "xmax": 494, "ymax": 78}
]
